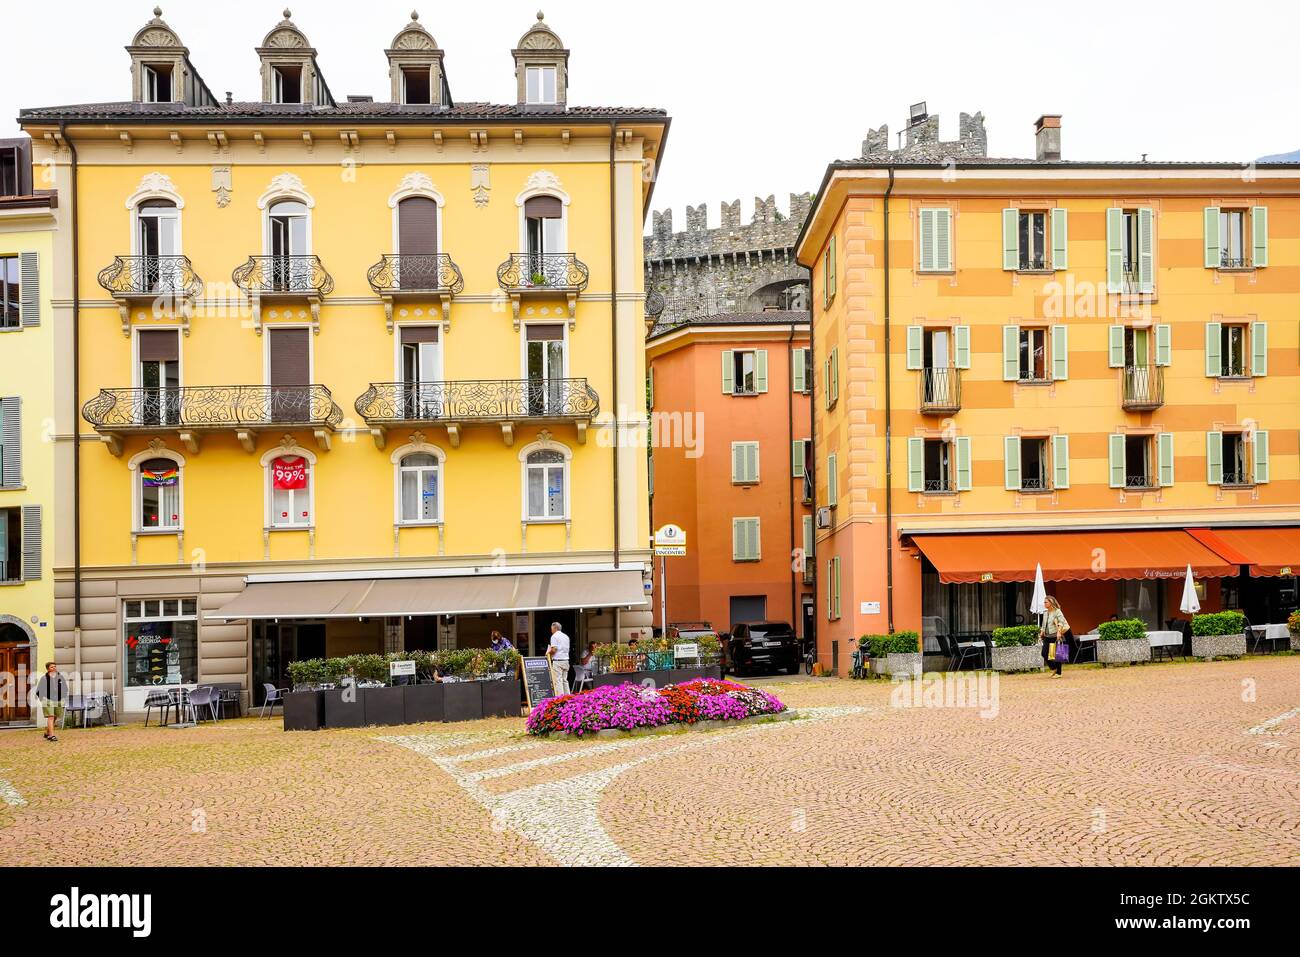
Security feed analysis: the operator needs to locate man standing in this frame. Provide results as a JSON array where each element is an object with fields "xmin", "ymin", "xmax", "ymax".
[
  {"xmin": 36, "ymin": 661, "xmax": 68, "ymax": 742},
  {"xmin": 546, "ymin": 621, "xmax": 570, "ymax": 695}
]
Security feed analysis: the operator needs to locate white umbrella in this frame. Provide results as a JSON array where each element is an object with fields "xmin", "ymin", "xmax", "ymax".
[
  {"xmin": 1030, "ymin": 562, "xmax": 1048, "ymax": 630},
  {"xmin": 1179, "ymin": 563, "xmax": 1201, "ymax": 615}
]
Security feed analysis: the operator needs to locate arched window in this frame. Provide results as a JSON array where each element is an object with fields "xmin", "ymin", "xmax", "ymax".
[
  {"xmin": 397, "ymin": 196, "xmax": 439, "ymax": 256},
  {"xmin": 524, "ymin": 194, "xmax": 564, "ymax": 258},
  {"xmin": 136, "ymin": 455, "xmax": 182, "ymax": 531},
  {"xmin": 266, "ymin": 452, "xmax": 313, "ymax": 528},
  {"xmin": 398, "ymin": 452, "xmax": 441, "ymax": 524},
  {"xmin": 524, "ymin": 448, "xmax": 567, "ymax": 520}
]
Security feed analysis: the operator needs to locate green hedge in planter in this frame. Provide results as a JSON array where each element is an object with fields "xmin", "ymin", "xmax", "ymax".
[
  {"xmin": 1097, "ymin": 618, "xmax": 1146, "ymax": 642},
  {"xmin": 861, "ymin": 631, "xmax": 920, "ymax": 657},
  {"xmin": 1191, "ymin": 611, "xmax": 1246, "ymax": 637},
  {"xmin": 1289, "ymin": 609, "xmax": 1300, "ymax": 637},
  {"xmin": 992, "ymin": 625, "xmax": 1039, "ymax": 647},
  {"xmin": 287, "ymin": 648, "xmax": 519, "ymax": 686}
]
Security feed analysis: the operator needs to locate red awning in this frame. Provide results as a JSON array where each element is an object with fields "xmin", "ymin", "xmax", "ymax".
[
  {"xmin": 1188, "ymin": 527, "xmax": 1300, "ymax": 578},
  {"xmin": 910, "ymin": 529, "xmax": 1238, "ymax": 584}
]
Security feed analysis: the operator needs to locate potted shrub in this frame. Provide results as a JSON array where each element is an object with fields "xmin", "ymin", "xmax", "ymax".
[
  {"xmin": 1191, "ymin": 610, "xmax": 1247, "ymax": 659},
  {"xmin": 990, "ymin": 625, "xmax": 1042, "ymax": 672},
  {"xmin": 1289, "ymin": 610, "xmax": 1300, "ymax": 653},
  {"xmin": 1096, "ymin": 617, "xmax": 1151, "ymax": 665},
  {"xmin": 863, "ymin": 631, "xmax": 921, "ymax": 676}
]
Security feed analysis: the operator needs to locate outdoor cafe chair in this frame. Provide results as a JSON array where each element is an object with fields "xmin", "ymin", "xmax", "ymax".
[
  {"xmin": 143, "ymin": 689, "xmax": 172, "ymax": 727},
  {"xmin": 188, "ymin": 687, "xmax": 220, "ymax": 723},
  {"xmin": 59, "ymin": 695, "xmax": 88, "ymax": 730},
  {"xmin": 259, "ymin": 683, "xmax": 289, "ymax": 718},
  {"xmin": 570, "ymin": 663, "xmax": 594, "ymax": 694},
  {"xmin": 940, "ymin": 632, "xmax": 986, "ymax": 671}
]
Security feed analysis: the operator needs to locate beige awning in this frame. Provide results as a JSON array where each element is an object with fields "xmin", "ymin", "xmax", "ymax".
[{"xmin": 207, "ymin": 570, "xmax": 647, "ymax": 620}]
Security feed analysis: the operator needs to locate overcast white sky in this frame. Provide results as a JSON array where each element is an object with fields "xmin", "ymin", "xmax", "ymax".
[{"xmin": 2, "ymin": 0, "xmax": 1297, "ymax": 230}]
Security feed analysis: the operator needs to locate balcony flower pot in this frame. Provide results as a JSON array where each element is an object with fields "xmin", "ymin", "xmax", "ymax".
[
  {"xmin": 1191, "ymin": 633, "xmax": 1247, "ymax": 660},
  {"xmin": 362, "ymin": 685, "xmax": 407, "ymax": 726},
  {"xmin": 1191, "ymin": 611, "xmax": 1247, "ymax": 660},
  {"xmin": 403, "ymin": 682, "xmax": 444, "ymax": 724},
  {"xmin": 991, "ymin": 644, "xmax": 1043, "ymax": 672},
  {"xmin": 282, "ymin": 690, "xmax": 324, "ymax": 731},
  {"xmin": 442, "ymin": 680, "xmax": 484, "ymax": 723}
]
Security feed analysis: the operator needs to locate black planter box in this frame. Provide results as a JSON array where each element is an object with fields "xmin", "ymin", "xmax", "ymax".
[
  {"xmin": 363, "ymin": 685, "xmax": 407, "ymax": 727},
  {"xmin": 482, "ymin": 679, "xmax": 522, "ymax": 719},
  {"xmin": 442, "ymin": 681, "xmax": 483, "ymax": 723},
  {"xmin": 592, "ymin": 665, "xmax": 721, "ymax": 690},
  {"xmin": 322, "ymin": 689, "xmax": 366, "ymax": 728},
  {"xmin": 403, "ymin": 682, "xmax": 444, "ymax": 724},
  {"xmin": 283, "ymin": 690, "xmax": 324, "ymax": 731}
]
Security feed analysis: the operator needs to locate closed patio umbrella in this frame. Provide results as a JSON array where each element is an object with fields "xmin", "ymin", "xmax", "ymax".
[
  {"xmin": 1030, "ymin": 562, "xmax": 1048, "ymax": 626},
  {"xmin": 1179, "ymin": 563, "xmax": 1201, "ymax": 615}
]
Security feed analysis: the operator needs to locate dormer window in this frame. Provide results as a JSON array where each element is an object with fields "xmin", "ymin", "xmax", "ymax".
[
  {"xmin": 143, "ymin": 64, "xmax": 173, "ymax": 102},
  {"xmin": 525, "ymin": 66, "xmax": 557, "ymax": 105},
  {"xmin": 272, "ymin": 64, "xmax": 302, "ymax": 104},
  {"xmin": 401, "ymin": 67, "xmax": 431, "ymax": 105}
]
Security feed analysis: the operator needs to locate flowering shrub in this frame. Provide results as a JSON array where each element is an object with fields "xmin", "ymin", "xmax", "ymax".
[{"xmin": 527, "ymin": 678, "xmax": 786, "ymax": 737}]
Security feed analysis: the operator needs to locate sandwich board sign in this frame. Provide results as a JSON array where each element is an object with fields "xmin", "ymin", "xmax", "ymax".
[
  {"xmin": 654, "ymin": 523, "xmax": 687, "ymax": 557},
  {"xmin": 519, "ymin": 656, "xmax": 556, "ymax": 708}
]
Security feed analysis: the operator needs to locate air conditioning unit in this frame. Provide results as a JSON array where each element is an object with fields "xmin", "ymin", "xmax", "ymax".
[{"xmin": 816, "ymin": 506, "xmax": 832, "ymax": 529}]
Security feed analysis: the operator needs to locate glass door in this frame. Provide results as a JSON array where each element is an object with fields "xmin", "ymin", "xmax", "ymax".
[
  {"xmin": 526, "ymin": 334, "xmax": 565, "ymax": 416},
  {"xmin": 137, "ymin": 201, "xmax": 178, "ymax": 292}
]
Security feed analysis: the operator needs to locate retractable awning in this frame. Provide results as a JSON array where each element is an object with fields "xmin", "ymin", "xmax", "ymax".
[
  {"xmin": 207, "ymin": 569, "xmax": 647, "ymax": 620},
  {"xmin": 910, "ymin": 529, "xmax": 1238, "ymax": 584},
  {"xmin": 1188, "ymin": 527, "xmax": 1300, "ymax": 578}
]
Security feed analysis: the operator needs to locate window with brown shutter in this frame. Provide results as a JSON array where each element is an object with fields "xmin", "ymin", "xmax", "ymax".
[
  {"xmin": 399, "ymin": 325, "xmax": 439, "ymax": 344},
  {"xmin": 525, "ymin": 323, "xmax": 564, "ymax": 342},
  {"xmin": 138, "ymin": 329, "xmax": 179, "ymax": 362},
  {"xmin": 397, "ymin": 197, "xmax": 439, "ymax": 255},
  {"xmin": 268, "ymin": 328, "xmax": 310, "ymax": 385},
  {"xmin": 523, "ymin": 196, "xmax": 562, "ymax": 219}
]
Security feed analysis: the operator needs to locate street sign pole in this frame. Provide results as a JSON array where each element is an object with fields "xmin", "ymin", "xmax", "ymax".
[{"xmin": 660, "ymin": 554, "xmax": 667, "ymax": 634}]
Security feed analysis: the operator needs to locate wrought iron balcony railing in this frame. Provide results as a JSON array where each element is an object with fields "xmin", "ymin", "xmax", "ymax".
[
  {"xmin": 82, "ymin": 385, "xmax": 344, "ymax": 431},
  {"xmin": 1019, "ymin": 475, "xmax": 1052, "ymax": 493},
  {"xmin": 1219, "ymin": 254, "xmax": 1252, "ymax": 270},
  {"xmin": 919, "ymin": 366, "xmax": 961, "ymax": 414},
  {"xmin": 1018, "ymin": 254, "xmax": 1050, "ymax": 272},
  {"xmin": 366, "ymin": 254, "xmax": 465, "ymax": 297},
  {"xmin": 355, "ymin": 378, "xmax": 600, "ymax": 425},
  {"xmin": 1221, "ymin": 468, "xmax": 1254, "ymax": 489},
  {"xmin": 496, "ymin": 253, "xmax": 590, "ymax": 292},
  {"xmin": 1125, "ymin": 474, "xmax": 1157, "ymax": 490},
  {"xmin": 98, "ymin": 255, "xmax": 203, "ymax": 301},
  {"xmin": 924, "ymin": 476, "xmax": 954, "ymax": 493},
  {"xmin": 1122, "ymin": 365, "xmax": 1164, "ymax": 411},
  {"xmin": 232, "ymin": 255, "xmax": 334, "ymax": 298}
]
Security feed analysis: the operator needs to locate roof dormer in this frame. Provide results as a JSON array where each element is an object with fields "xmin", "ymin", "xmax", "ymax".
[
  {"xmin": 386, "ymin": 11, "xmax": 448, "ymax": 107},
  {"xmin": 256, "ymin": 9, "xmax": 334, "ymax": 107},
  {"xmin": 513, "ymin": 11, "xmax": 569, "ymax": 110},
  {"xmin": 126, "ymin": 7, "xmax": 216, "ymax": 106}
]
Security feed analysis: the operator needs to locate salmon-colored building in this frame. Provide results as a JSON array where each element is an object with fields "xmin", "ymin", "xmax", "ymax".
[{"xmin": 647, "ymin": 312, "xmax": 813, "ymax": 638}]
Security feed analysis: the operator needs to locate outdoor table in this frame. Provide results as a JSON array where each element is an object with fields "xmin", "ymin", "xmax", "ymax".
[
  {"xmin": 1145, "ymin": 630, "xmax": 1184, "ymax": 661},
  {"xmin": 1075, "ymin": 632, "xmax": 1099, "ymax": 662},
  {"xmin": 1249, "ymin": 623, "xmax": 1290, "ymax": 652}
]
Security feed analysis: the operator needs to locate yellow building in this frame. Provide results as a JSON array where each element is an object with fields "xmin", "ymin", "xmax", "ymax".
[
  {"xmin": 796, "ymin": 111, "xmax": 1300, "ymax": 671},
  {"xmin": 0, "ymin": 137, "xmax": 56, "ymax": 725},
  {"xmin": 22, "ymin": 9, "xmax": 666, "ymax": 712}
]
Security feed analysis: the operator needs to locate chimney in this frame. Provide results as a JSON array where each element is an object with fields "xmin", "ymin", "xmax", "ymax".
[{"xmin": 1035, "ymin": 114, "xmax": 1062, "ymax": 161}]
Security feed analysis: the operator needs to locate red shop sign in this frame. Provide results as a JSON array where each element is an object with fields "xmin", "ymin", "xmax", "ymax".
[{"xmin": 272, "ymin": 456, "xmax": 308, "ymax": 490}]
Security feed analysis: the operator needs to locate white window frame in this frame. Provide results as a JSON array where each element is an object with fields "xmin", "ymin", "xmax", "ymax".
[
  {"xmin": 393, "ymin": 324, "xmax": 443, "ymax": 381},
  {"xmin": 125, "ymin": 173, "xmax": 186, "ymax": 256},
  {"xmin": 732, "ymin": 349, "xmax": 758, "ymax": 396},
  {"xmin": 525, "ymin": 65, "xmax": 558, "ymax": 105},
  {"xmin": 519, "ymin": 321, "xmax": 570, "ymax": 380},
  {"xmin": 127, "ymin": 447, "xmax": 185, "ymax": 534},
  {"xmin": 388, "ymin": 172, "xmax": 445, "ymax": 255},
  {"xmin": 261, "ymin": 444, "xmax": 317, "ymax": 530},
  {"xmin": 391, "ymin": 440, "xmax": 446, "ymax": 526},
  {"xmin": 1017, "ymin": 210, "xmax": 1048, "ymax": 271},
  {"xmin": 518, "ymin": 438, "xmax": 571, "ymax": 523},
  {"xmin": 131, "ymin": 326, "xmax": 183, "ymax": 390},
  {"xmin": 515, "ymin": 174, "xmax": 570, "ymax": 254},
  {"xmin": 257, "ymin": 175, "xmax": 316, "ymax": 257}
]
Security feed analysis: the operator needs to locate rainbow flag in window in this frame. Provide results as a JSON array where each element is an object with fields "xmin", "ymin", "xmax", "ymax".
[{"xmin": 142, "ymin": 467, "xmax": 178, "ymax": 487}]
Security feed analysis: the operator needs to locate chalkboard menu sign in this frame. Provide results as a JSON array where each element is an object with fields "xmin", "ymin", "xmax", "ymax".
[{"xmin": 520, "ymin": 656, "xmax": 555, "ymax": 709}]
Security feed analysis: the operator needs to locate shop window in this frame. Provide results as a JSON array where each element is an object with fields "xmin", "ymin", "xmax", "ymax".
[{"xmin": 123, "ymin": 598, "xmax": 198, "ymax": 691}]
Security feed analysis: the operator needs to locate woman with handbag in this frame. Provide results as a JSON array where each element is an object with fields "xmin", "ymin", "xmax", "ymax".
[{"xmin": 1039, "ymin": 595, "xmax": 1072, "ymax": 678}]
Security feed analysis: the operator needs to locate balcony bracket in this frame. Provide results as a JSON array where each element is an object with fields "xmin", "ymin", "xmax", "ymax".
[
  {"xmin": 382, "ymin": 297, "xmax": 395, "ymax": 334},
  {"xmin": 576, "ymin": 421, "xmax": 588, "ymax": 445},
  {"xmin": 313, "ymin": 428, "xmax": 332, "ymax": 453},
  {"xmin": 445, "ymin": 423, "xmax": 461, "ymax": 448},
  {"xmin": 237, "ymin": 430, "xmax": 257, "ymax": 454},
  {"xmin": 178, "ymin": 430, "xmax": 200, "ymax": 455},
  {"xmin": 439, "ymin": 292, "xmax": 453, "ymax": 329},
  {"xmin": 500, "ymin": 422, "xmax": 515, "ymax": 447},
  {"xmin": 250, "ymin": 299, "xmax": 263, "ymax": 336},
  {"xmin": 118, "ymin": 304, "xmax": 132, "ymax": 337},
  {"xmin": 310, "ymin": 301, "xmax": 321, "ymax": 335},
  {"xmin": 566, "ymin": 293, "xmax": 578, "ymax": 326},
  {"xmin": 509, "ymin": 293, "xmax": 522, "ymax": 330},
  {"xmin": 101, "ymin": 433, "xmax": 124, "ymax": 458},
  {"xmin": 369, "ymin": 426, "xmax": 387, "ymax": 451}
]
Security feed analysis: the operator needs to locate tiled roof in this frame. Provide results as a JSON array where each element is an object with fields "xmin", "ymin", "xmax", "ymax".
[
  {"xmin": 648, "ymin": 310, "xmax": 809, "ymax": 340},
  {"xmin": 18, "ymin": 101, "xmax": 668, "ymax": 123}
]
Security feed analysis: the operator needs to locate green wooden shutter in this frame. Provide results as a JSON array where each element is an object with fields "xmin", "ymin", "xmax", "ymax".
[
  {"xmin": 1157, "ymin": 432, "xmax": 1175, "ymax": 487},
  {"xmin": 732, "ymin": 519, "xmax": 743, "ymax": 560},
  {"xmin": 907, "ymin": 438, "xmax": 923, "ymax": 493},
  {"xmin": 749, "ymin": 443, "xmax": 760, "ymax": 482},
  {"xmin": 792, "ymin": 439, "xmax": 805, "ymax": 478},
  {"xmin": 1107, "ymin": 325, "xmax": 1125, "ymax": 368},
  {"xmin": 1002, "ymin": 208, "xmax": 1019, "ymax": 270},
  {"xmin": 1108, "ymin": 434, "xmax": 1126, "ymax": 488},
  {"xmin": 791, "ymin": 348, "xmax": 806, "ymax": 393},
  {"xmin": 0, "ymin": 397, "xmax": 20, "ymax": 488},
  {"xmin": 935, "ymin": 208, "xmax": 952, "ymax": 271},
  {"xmin": 1051, "ymin": 207, "xmax": 1068, "ymax": 269},
  {"xmin": 721, "ymin": 350, "xmax": 734, "ymax": 394},
  {"xmin": 830, "ymin": 348, "xmax": 839, "ymax": 404},
  {"xmin": 802, "ymin": 515, "xmax": 813, "ymax": 560},
  {"xmin": 1204, "ymin": 323, "xmax": 1221, "ymax": 377},
  {"xmin": 754, "ymin": 349, "xmax": 769, "ymax": 393},
  {"xmin": 1205, "ymin": 431, "xmax": 1223, "ymax": 485},
  {"xmin": 1253, "ymin": 430, "xmax": 1270, "ymax": 484},
  {"xmin": 1203, "ymin": 207, "xmax": 1221, "ymax": 269},
  {"xmin": 731, "ymin": 443, "xmax": 743, "ymax": 482},
  {"xmin": 1052, "ymin": 434, "xmax": 1070, "ymax": 490},
  {"xmin": 954, "ymin": 325, "xmax": 971, "ymax": 369},
  {"xmin": 20, "ymin": 504, "xmax": 41, "ymax": 581},
  {"xmin": 1051, "ymin": 325, "xmax": 1069, "ymax": 381},
  {"xmin": 823, "ymin": 358, "xmax": 831, "ymax": 408},
  {"xmin": 832, "ymin": 556, "xmax": 841, "ymax": 619},
  {"xmin": 1003, "ymin": 435, "xmax": 1021, "ymax": 490},
  {"xmin": 919, "ymin": 209, "xmax": 935, "ymax": 272},
  {"xmin": 827, "ymin": 451, "xmax": 838, "ymax": 507},
  {"xmin": 1002, "ymin": 325, "xmax": 1019, "ymax": 380},
  {"xmin": 1252, "ymin": 206, "xmax": 1268, "ymax": 268},
  {"xmin": 1106, "ymin": 208, "xmax": 1124, "ymax": 293},
  {"xmin": 906, "ymin": 326, "xmax": 923, "ymax": 370},
  {"xmin": 19, "ymin": 252, "xmax": 39, "ymax": 327},
  {"xmin": 955, "ymin": 436, "xmax": 972, "ymax": 492},
  {"xmin": 1251, "ymin": 322, "xmax": 1268, "ymax": 377},
  {"xmin": 829, "ymin": 234, "xmax": 837, "ymax": 299},
  {"xmin": 1155, "ymin": 324, "xmax": 1172, "ymax": 367},
  {"xmin": 1137, "ymin": 207, "xmax": 1154, "ymax": 293}
]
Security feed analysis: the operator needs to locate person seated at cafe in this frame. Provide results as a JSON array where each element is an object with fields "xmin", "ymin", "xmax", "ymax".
[{"xmin": 579, "ymin": 642, "xmax": 598, "ymax": 668}]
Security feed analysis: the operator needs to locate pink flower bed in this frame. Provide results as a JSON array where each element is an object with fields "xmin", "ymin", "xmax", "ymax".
[{"xmin": 526, "ymin": 677, "xmax": 786, "ymax": 737}]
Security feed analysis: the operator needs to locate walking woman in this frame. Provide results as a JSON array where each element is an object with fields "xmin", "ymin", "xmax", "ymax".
[{"xmin": 1039, "ymin": 596, "xmax": 1073, "ymax": 678}]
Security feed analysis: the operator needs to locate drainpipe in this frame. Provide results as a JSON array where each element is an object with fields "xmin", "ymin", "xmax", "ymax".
[
  {"xmin": 64, "ymin": 122, "xmax": 82, "ymax": 678},
  {"xmin": 883, "ymin": 167, "xmax": 895, "ymax": 633},
  {"xmin": 608, "ymin": 122, "xmax": 620, "ymax": 571},
  {"xmin": 787, "ymin": 321, "xmax": 797, "ymax": 632}
]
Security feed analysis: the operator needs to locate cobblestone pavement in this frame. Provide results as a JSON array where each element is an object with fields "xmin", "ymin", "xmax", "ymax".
[{"xmin": 1, "ymin": 658, "xmax": 1297, "ymax": 866}]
